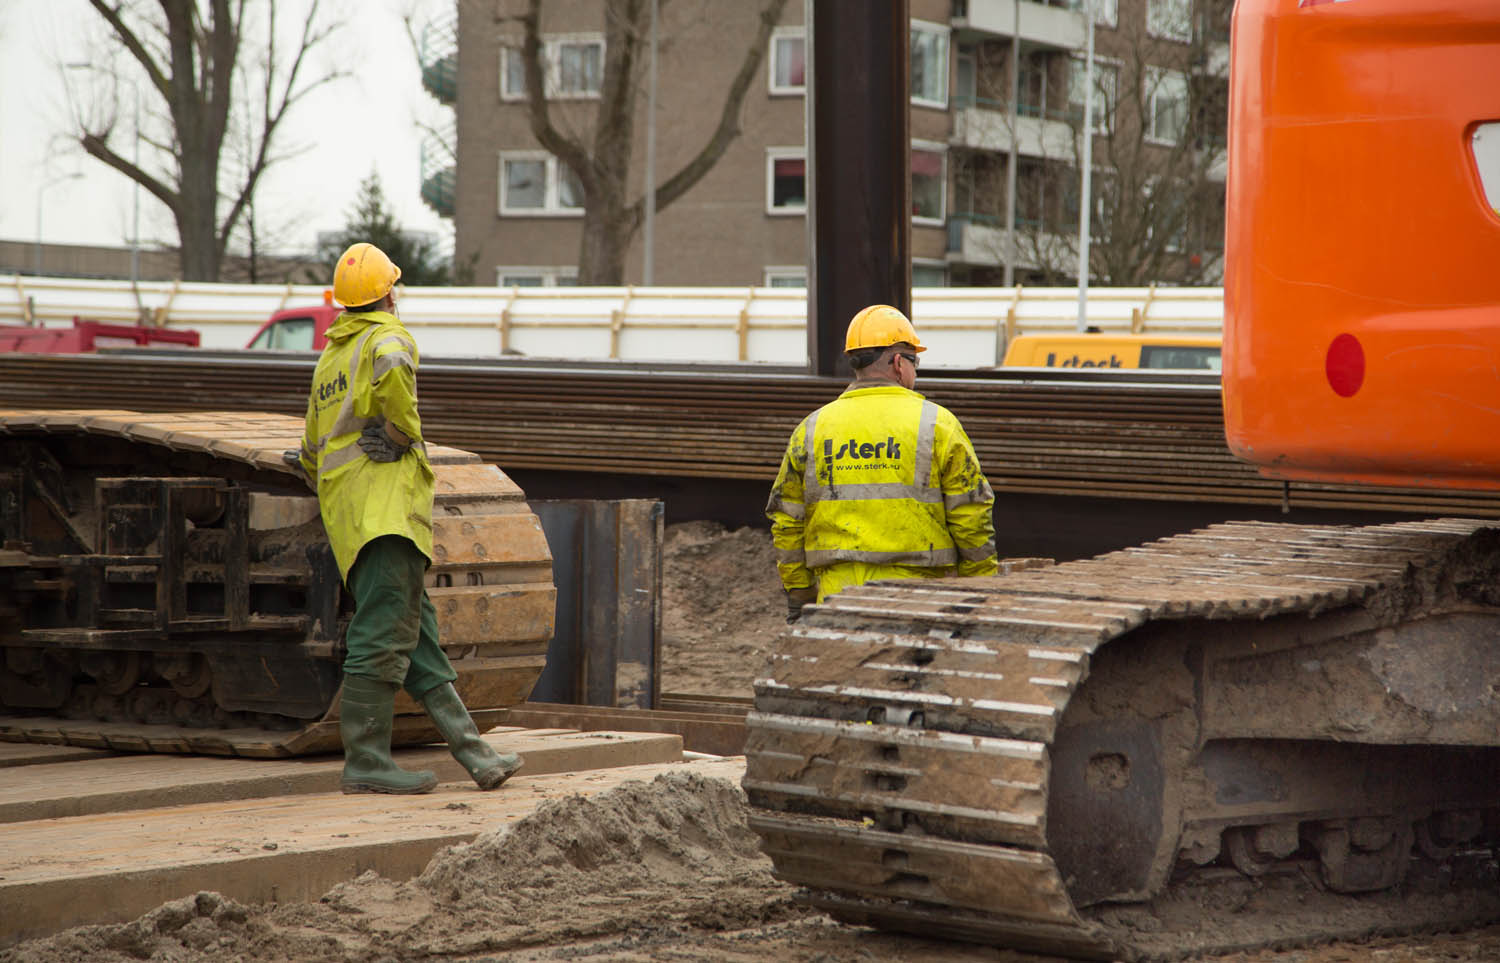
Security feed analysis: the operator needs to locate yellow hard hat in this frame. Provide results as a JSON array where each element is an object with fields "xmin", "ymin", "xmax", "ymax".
[
  {"xmin": 844, "ymin": 304, "xmax": 926, "ymax": 353},
  {"xmin": 332, "ymin": 242, "xmax": 402, "ymax": 308}
]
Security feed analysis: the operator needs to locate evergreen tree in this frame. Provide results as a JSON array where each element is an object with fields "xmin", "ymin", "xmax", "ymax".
[{"xmin": 314, "ymin": 171, "xmax": 454, "ymax": 285}]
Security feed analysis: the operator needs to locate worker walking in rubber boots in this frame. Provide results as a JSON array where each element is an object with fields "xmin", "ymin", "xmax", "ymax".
[
  {"xmin": 297, "ymin": 241, "xmax": 523, "ymax": 794},
  {"xmin": 767, "ymin": 304, "xmax": 998, "ymax": 622}
]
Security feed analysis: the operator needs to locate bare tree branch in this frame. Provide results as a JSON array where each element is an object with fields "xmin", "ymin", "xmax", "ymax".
[
  {"xmin": 512, "ymin": 0, "xmax": 788, "ymax": 282},
  {"xmin": 624, "ymin": 0, "xmax": 787, "ymax": 233},
  {"xmin": 73, "ymin": 0, "xmax": 343, "ymax": 281}
]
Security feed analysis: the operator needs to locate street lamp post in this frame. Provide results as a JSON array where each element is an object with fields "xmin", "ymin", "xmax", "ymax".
[
  {"xmin": 35, "ymin": 172, "xmax": 84, "ymax": 276},
  {"xmin": 129, "ymin": 80, "xmax": 141, "ymax": 286},
  {"xmin": 1076, "ymin": 0, "xmax": 1097, "ymax": 331}
]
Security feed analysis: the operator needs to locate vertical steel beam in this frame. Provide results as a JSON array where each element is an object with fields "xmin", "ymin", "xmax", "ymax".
[
  {"xmin": 807, "ymin": 0, "xmax": 912, "ymax": 377},
  {"xmin": 529, "ymin": 499, "xmax": 663, "ymax": 709}
]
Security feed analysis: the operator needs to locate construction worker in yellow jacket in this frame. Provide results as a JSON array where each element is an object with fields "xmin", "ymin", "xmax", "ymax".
[
  {"xmin": 767, "ymin": 304, "xmax": 998, "ymax": 621},
  {"xmin": 296, "ymin": 242, "xmax": 522, "ymax": 794}
]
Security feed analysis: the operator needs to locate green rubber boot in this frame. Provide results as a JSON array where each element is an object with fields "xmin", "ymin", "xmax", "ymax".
[
  {"xmin": 339, "ymin": 675, "xmax": 437, "ymax": 795},
  {"xmin": 420, "ymin": 682, "xmax": 523, "ymax": 790}
]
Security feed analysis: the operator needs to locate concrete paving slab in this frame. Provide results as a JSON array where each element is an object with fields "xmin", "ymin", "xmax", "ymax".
[
  {"xmin": 0, "ymin": 728, "xmax": 682, "ymax": 824},
  {"xmin": 0, "ymin": 756, "xmax": 747, "ymax": 946},
  {"xmin": 0, "ymin": 743, "xmax": 115, "ymax": 768}
]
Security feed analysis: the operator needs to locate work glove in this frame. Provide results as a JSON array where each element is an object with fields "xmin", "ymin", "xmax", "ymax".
[
  {"xmin": 357, "ymin": 417, "xmax": 410, "ymax": 463},
  {"xmin": 281, "ymin": 449, "xmax": 312, "ymax": 487},
  {"xmin": 785, "ymin": 586, "xmax": 818, "ymax": 624}
]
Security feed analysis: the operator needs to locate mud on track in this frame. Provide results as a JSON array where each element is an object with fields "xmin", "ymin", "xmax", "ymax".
[{"xmin": 5, "ymin": 523, "xmax": 1500, "ymax": 963}]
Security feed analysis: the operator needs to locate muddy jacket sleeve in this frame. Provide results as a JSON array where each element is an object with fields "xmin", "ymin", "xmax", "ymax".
[
  {"xmin": 368, "ymin": 328, "xmax": 423, "ymax": 445},
  {"xmin": 766, "ymin": 417, "xmax": 813, "ymax": 591},
  {"xmin": 938, "ymin": 416, "xmax": 998, "ymax": 577}
]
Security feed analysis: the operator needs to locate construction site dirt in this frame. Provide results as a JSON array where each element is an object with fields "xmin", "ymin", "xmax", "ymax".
[{"xmin": 4, "ymin": 522, "xmax": 1499, "ymax": 963}]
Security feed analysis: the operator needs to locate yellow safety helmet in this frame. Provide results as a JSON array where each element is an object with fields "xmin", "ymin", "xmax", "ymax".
[
  {"xmin": 332, "ymin": 242, "xmax": 402, "ymax": 308},
  {"xmin": 844, "ymin": 304, "xmax": 926, "ymax": 353}
]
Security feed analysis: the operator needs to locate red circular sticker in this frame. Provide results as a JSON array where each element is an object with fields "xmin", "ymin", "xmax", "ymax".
[
  {"xmin": 1325, "ymin": 333, "xmax": 1364, "ymax": 397},
  {"xmin": 346, "ymin": 257, "xmax": 356, "ymax": 266}
]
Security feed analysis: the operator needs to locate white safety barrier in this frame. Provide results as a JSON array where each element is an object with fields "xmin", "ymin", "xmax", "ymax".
[{"xmin": 0, "ymin": 274, "xmax": 1223, "ymax": 368}]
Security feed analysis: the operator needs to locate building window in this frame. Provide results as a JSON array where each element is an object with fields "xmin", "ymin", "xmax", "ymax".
[
  {"xmin": 1069, "ymin": 58, "xmax": 1118, "ymax": 134},
  {"xmin": 1146, "ymin": 68, "xmax": 1189, "ymax": 144},
  {"xmin": 1073, "ymin": 0, "xmax": 1118, "ymax": 27},
  {"xmin": 767, "ymin": 148, "xmax": 806, "ymax": 214},
  {"xmin": 1062, "ymin": 169, "xmax": 1117, "ymax": 241},
  {"xmin": 498, "ymin": 267, "xmax": 579, "ymax": 287},
  {"xmin": 1147, "ymin": 0, "xmax": 1192, "ymax": 42},
  {"xmin": 769, "ymin": 28, "xmax": 804, "ymax": 94},
  {"xmin": 502, "ymin": 45, "xmax": 527, "ymax": 99},
  {"xmin": 500, "ymin": 35, "xmax": 605, "ymax": 100},
  {"xmin": 913, "ymin": 262, "xmax": 947, "ymax": 287},
  {"xmin": 912, "ymin": 143, "xmax": 946, "ymax": 223},
  {"xmin": 910, "ymin": 20, "xmax": 949, "ymax": 108},
  {"xmin": 499, "ymin": 152, "xmax": 585, "ymax": 215},
  {"xmin": 556, "ymin": 39, "xmax": 602, "ymax": 95},
  {"xmin": 764, "ymin": 267, "xmax": 806, "ymax": 287},
  {"xmin": 954, "ymin": 45, "xmax": 976, "ymax": 106},
  {"xmin": 1018, "ymin": 51, "xmax": 1050, "ymax": 119}
]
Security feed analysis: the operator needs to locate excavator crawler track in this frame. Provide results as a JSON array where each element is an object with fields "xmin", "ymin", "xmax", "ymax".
[
  {"xmin": 745, "ymin": 519, "xmax": 1500, "ymax": 960},
  {"xmin": 0, "ymin": 409, "xmax": 555, "ymax": 757}
]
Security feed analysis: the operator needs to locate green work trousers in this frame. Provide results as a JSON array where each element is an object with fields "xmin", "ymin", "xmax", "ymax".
[{"xmin": 344, "ymin": 534, "xmax": 456, "ymax": 699}]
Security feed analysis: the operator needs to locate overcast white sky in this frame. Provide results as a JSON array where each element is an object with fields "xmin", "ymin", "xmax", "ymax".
[{"xmin": 0, "ymin": 0, "xmax": 448, "ymax": 256}]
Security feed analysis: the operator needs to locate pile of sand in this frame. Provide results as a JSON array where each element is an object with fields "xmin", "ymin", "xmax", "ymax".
[{"xmin": 0, "ymin": 773, "xmax": 804, "ymax": 963}]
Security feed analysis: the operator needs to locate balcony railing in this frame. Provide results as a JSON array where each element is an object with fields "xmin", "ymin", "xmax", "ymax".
[
  {"xmin": 951, "ymin": 0, "xmax": 1086, "ymax": 50},
  {"xmin": 420, "ymin": 16, "xmax": 458, "ymax": 104},
  {"xmin": 952, "ymin": 94, "xmax": 1081, "ymax": 126},
  {"xmin": 420, "ymin": 129, "xmax": 456, "ymax": 218}
]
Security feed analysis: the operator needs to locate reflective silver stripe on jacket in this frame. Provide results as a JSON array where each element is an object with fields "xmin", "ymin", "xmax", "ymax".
[
  {"xmin": 959, "ymin": 540, "xmax": 997, "ymax": 562},
  {"xmin": 766, "ymin": 493, "xmax": 805, "ymax": 519},
  {"xmin": 310, "ymin": 327, "xmax": 387, "ymax": 479},
  {"xmin": 370, "ymin": 334, "xmax": 415, "ymax": 380},
  {"xmin": 944, "ymin": 483, "xmax": 993, "ymax": 511},
  {"xmin": 823, "ymin": 482, "xmax": 943, "ymax": 503},
  {"xmin": 309, "ymin": 327, "xmax": 377, "ymax": 459},
  {"xmin": 804, "ymin": 546, "xmax": 959, "ymax": 568},
  {"xmin": 804, "ymin": 400, "xmax": 940, "ymax": 506},
  {"xmin": 912, "ymin": 400, "xmax": 938, "ymax": 491},
  {"xmin": 372, "ymin": 349, "xmax": 415, "ymax": 380},
  {"xmin": 800, "ymin": 410, "xmax": 820, "ymax": 498},
  {"xmin": 775, "ymin": 546, "xmax": 807, "ymax": 566}
]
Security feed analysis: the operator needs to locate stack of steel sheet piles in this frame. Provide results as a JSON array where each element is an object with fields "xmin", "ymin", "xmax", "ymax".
[{"xmin": 0, "ymin": 350, "xmax": 1497, "ymax": 517}]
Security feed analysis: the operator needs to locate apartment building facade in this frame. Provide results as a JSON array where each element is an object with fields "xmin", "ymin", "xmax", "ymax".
[{"xmin": 421, "ymin": 0, "xmax": 1229, "ymax": 288}]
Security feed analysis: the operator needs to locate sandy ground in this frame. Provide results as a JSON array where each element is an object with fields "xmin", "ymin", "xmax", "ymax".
[
  {"xmin": 660, "ymin": 520, "xmax": 788, "ymax": 697},
  {"xmin": 4, "ymin": 522, "xmax": 1499, "ymax": 963}
]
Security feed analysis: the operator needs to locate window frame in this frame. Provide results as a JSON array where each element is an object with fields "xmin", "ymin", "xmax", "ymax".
[
  {"xmin": 1069, "ymin": 56, "xmax": 1120, "ymax": 136},
  {"xmin": 1087, "ymin": 0, "xmax": 1119, "ymax": 28},
  {"xmin": 499, "ymin": 33, "xmax": 605, "ymax": 101},
  {"xmin": 763, "ymin": 266, "xmax": 807, "ymax": 287},
  {"xmin": 911, "ymin": 140, "xmax": 948, "ymax": 226},
  {"xmin": 1143, "ymin": 177, "xmax": 1189, "ymax": 252},
  {"xmin": 909, "ymin": 19, "xmax": 950, "ymax": 109},
  {"xmin": 1145, "ymin": 67, "xmax": 1190, "ymax": 145},
  {"xmin": 1146, "ymin": 0, "xmax": 1193, "ymax": 42},
  {"xmin": 498, "ymin": 150, "xmax": 586, "ymax": 216},
  {"xmin": 765, "ymin": 147, "xmax": 807, "ymax": 216},
  {"xmin": 497, "ymin": 266, "xmax": 579, "ymax": 287},
  {"xmin": 912, "ymin": 260, "xmax": 948, "ymax": 287},
  {"xmin": 768, "ymin": 26, "xmax": 805, "ymax": 96}
]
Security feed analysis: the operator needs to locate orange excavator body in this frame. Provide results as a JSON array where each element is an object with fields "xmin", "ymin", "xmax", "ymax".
[{"xmin": 1223, "ymin": 0, "xmax": 1500, "ymax": 490}]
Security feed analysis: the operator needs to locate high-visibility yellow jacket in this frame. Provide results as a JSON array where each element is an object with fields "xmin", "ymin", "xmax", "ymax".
[
  {"xmin": 766, "ymin": 383, "xmax": 997, "ymax": 602},
  {"xmin": 298, "ymin": 310, "xmax": 434, "ymax": 581}
]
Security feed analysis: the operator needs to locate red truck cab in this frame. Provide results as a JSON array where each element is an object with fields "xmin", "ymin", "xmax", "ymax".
[{"xmin": 245, "ymin": 295, "xmax": 342, "ymax": 351}]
